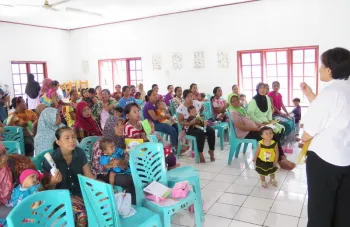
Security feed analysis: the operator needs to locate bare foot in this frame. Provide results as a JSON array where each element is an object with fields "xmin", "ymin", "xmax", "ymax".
[{"xmin": 199, "ymin": 153, "xmax": 206, "ymax": 163}]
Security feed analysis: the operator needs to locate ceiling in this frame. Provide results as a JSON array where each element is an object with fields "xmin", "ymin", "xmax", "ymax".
[{"xmin": 0, "ymin": 0, "xmax": 257, "ymax": 30}]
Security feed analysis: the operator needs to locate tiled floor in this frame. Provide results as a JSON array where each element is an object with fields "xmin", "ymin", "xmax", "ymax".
[{"xmin": 172, "ymin": 142, "xmax": 308, "ymax": 227}]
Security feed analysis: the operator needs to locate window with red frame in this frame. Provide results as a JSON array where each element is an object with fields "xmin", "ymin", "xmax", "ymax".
[
  {"xmin": 98, "ymin": 58, "xmax": 142, "ymax": 92},
  {"xmin": 238, "ymin": 46, "xmax": 318, "ymax": 106},
  {"xmin": 11, "ymin": 62, "xmax": 47, "ymax": 99}
]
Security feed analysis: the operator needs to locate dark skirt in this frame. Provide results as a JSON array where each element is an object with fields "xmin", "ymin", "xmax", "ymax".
[{"xmin": 255, "ymin": 158, "xmax": 278, "ymax": 176}]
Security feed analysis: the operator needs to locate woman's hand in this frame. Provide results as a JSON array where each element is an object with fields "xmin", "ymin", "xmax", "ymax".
[
  {"xmin": 190, "ymin": 118, "xmax": 197, "ymax": 126},
  {"xmin": 118, "ymin": 160, "xmax": 128, "ymax": 170},
  {"xmin": 273, "ymin": 160, "xmax": 278, "ymax": 166},
  {"xmin": 49, "ymin": 170, "xmax": 62, "ymax": 185}
]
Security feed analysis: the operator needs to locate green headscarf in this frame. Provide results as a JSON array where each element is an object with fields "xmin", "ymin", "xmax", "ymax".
[{"xmin": 228, "ymin": 93, "xmax": 247, "ymax": 117}]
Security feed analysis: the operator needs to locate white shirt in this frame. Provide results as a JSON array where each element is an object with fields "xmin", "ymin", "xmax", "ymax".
[
  {"xmin": 176, "ymin": 100, "xmax": 202, "ymax": 120},
  {"xmin": 303, "ymin": 79, "xmax": 350, "ymax": 166}
]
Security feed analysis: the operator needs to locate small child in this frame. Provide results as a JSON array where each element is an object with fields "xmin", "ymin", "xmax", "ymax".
[
  {"xmin": 99, "ymin": 138, "xmax": 130, "ymax": 186},
  {"xmin": 253, "ymin": 127, "xmax": 279, "ymax": 188},
  {"xmin": 239, "ymin": 94, "xmax": 248, "ymax": 109},
  {"xmin": 156, "ymin": 100, "xmax": 174, "ymax": 126},
  {"xmin": 114, "ymin": 106, "xmax": 124, "ymax": 119},
  {"xmin": 187, "ymin": 105, "xmax": 207, "ymax": 132},
  {"xmin": 6, "ymin": 169, "xmax": 43, "ymax": 207},
  {"xmin": 198, "ymin": 93, "xmax": 208, "ymax": 102},
  {"xmin": 290, "ymin": 98, "xmax": 301, "ymax": 138},
  {"xmin": 134, "ymin": 92, "xmax": 141, "ymax": 100},
  {"xmin": 40, "ymin": 80, "xmax": 59, "ymax": 107}
]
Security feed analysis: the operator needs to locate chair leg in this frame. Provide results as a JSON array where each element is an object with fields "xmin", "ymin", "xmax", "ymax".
[
  {"xmin": 193, "ymin": 198, "xmax": 203, "ymax": 227},
  {"xmin": 242, "ymin": 143, "xmax": 249, "ymax": 154},
  {"xmin": 228, "ymin": 142, "xmax": 236, "ymax": 165},
  {"xmin": 234, "ymin": 143, "xmax": 241, "ymax": 158},
  {"xmin": 219, "ymin": 129, "xmax": 224, "ymax": 150},
  {"xmin": 192, "ymin": 180, "xmax": 205, "ymax": 221},
  {"xmin": 176, "ymin": 143, "xmax": 182, "ymax": 159},
  {"xmin": 193, "ymin": 139, "xmax": 200, "ymax": 163},
  {"xmin": 162, "ymin": 212, "xmax": 171, "ymax": 227}
]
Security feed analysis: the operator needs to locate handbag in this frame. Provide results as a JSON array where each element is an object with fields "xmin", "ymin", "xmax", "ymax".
[{"xmin": 114, "ymin": 192, "xmax": 136, "ymax": 218}]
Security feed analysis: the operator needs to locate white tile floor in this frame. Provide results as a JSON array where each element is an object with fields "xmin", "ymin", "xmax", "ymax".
[{"xmin": 171, "ymin": 142, "xmax": 308, "ymax": 227}]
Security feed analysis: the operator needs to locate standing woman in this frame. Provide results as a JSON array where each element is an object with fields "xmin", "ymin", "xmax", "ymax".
[
  {"xmin": 74, "ymin": 102, "xmax": 102, "ymax": 142},
  {"xmin": 177, "ymin": 89, "xmax": 216, "ymax": 163},
  {"xmin": 91, "ymin": 89, "xmax": 117, "ymax": 129},
  {"xmin": 25, "ymin": 74, "xmax": 41, "ymax": 111},
  {"xmin": 190, "ymin": 83, "xmax": 200, "ymax": 101},
  {"xmin": 301, "ymin": 48, "xmax": 350, "ymax": 227},
  {"xmin": 137, "ymin": 83, "xmax": 146, "ymax": 101}
]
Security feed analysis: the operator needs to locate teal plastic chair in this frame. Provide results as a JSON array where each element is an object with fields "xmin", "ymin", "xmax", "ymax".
[
  {"xmin": 129, "ymin": 142, "xmax": 203, "ymax": 227},
  {"xmin": 78, "ymin": 175, "xmax": 162, "ymax": 227},
  {"xmin": 31, "ymin": 149, "xmax": 53, "ymax": 171},
  {"xmin": 79, "ymin": 136, "xmax": 99, "ymax": 162},
  {"xmin": 136, "ymin": 99, "xmax": 145, "ymax": 108},
  {"xmin": 226, "ymin": 112, "xmax": 258, "ymax": 164},
  {"xmin": 147, "ymin": 134, "xmax": 159, "ymax": 142},
  {"xmin": 140, "ymin": 110, "xmax": 144, "ymax": 120},
  {"xmin": 3, "ymin": 141, "xmax": 21, "ymax": 154},
  {"xmin": 155, "ymin": 131, "xmax": 169, "ymax": 142},
  {"xmin": 169, "ymin": 101, "xmax": 176, "ymax": 116},
  {"xmin": 202, "ymin": 101, "xmax": 229, "ymax": 150},
  {"xmin": 175, "ymin": 113, "xmax": 200, "ymax": 163},
  {"xmin": 6, "ymin": 190, "xmax": 75, "ymax": 227},
  {"xmin": 1, "ymin": 126, "xmax": 25, "ymax": 155}
]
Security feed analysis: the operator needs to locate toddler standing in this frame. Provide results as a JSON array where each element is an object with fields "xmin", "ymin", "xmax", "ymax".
[{"xmin": 290, "ymin": 98, "xmax": 301, "ymax": 138}]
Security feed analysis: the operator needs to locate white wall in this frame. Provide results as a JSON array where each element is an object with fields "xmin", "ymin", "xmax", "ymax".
[
  {"xmin": 0, "ymin": 23, "xmax": 70, "ymax": 95},
  {"xmin": 68, "ymin": 0, "xmax": 350, "ymax": 96}
]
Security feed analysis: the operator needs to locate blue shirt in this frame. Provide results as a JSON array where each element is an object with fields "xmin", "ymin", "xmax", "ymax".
[
  {"xmin": 7, "ymin": 184, "xmax": 40, "ymax": 207},
  {"xmin": 118, "ymin": 96, "xmax": 137, "ymax": 108},
  {"xmin": 99, "ymin": 148, "xmax": 130, "ymax": 174}
]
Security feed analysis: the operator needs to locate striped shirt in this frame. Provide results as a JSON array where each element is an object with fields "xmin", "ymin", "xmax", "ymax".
[{"xmin": 123, "ymin": 122, "xmax": 145, "ymax": 139}]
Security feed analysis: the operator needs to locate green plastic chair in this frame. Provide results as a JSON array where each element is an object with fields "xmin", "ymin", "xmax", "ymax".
[
  {"xmin": 31, "ymin": 149, "xmax": 53, "ymax": 171},
  {"xmin": 1, "ymin": 126, "xmax": 25, "ymax": 155},
  {"xmin": 3, "ymin": 141, "xmax": 21, "ymax": 154},
  {"xmin": 78, "ymin": 174, "xmax": 162, "ymax": 227},
  {"xmin": 226, "ymin": 112, "xmax": 258, "ymax": 164},
  {"xmin": 169, "ymin": 101, "xmax": 176, "ymax": 116},
  {"xmin": 79, "ymin": 136, "xmax": 99, "ymax": 162},
  {"xmin": 6, "ymin": 190, "xmax": 75, "ymax": 227},
  {"xmin": 202, "ymin": 101, "xmax": 229, "ymax": 150},
  {"xmin": 129, "ymin": 142, "xmax": 203, "ymax": 227}
]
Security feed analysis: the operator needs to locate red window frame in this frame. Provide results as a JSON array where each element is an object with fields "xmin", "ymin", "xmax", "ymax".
[
  {"xmin": 98, "ymin": 57, "xmax": 142, "ymax": 90},
  {"xmin": 237, "ymin": 46, "xmax": 319, "ymax": 106},
  {"xmin": 10, "ymin": 61, "xmax": 48, "ymax": 98}
]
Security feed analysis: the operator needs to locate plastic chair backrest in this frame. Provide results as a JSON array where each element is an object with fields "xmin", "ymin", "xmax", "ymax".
[
  {"xmin": 202, "ymin": 101, "xmax": 214, "ymax": 120},
  {"xmin": 6, "ymin": 190, "xmax": 75, "ymax": 227},
  {"xmin": 32, "ymin": 149, "xmax": 53, "ymax": 171},
  {"xmin": 1, "ymin": 126, "xmax": 25, "ymax": 155},
  {"xmin": 78, "ymin": 174, "xmax": 120, "ymax": 227},
  {"xmin": 79, "ymin": 136, "xmax": 99, "ymax": 161},
  {"xmin": 169, "ymin": 101, "xmax": 176, "ymax": 116},
  {"xmin": 175, "ymin": 112, "xmax": 183, "ymax": 133},
  {"xmin": 129, "ymin": 142, "xmax": 168, "ymax": 206},
  {"xmin": 136, "ymin": 99, "xmax": 144, "ymax": 108},
  {"xmin": 3, "ymin": 141, "xmax": 21, "ymax": 154},
  {"xmin": 226, "ymin": 111, "xmax": 239, "ymax": 140},
  {"xmin": 140, "ymin": 109, "xmax": 144, "ymax": 120},
  {"xmin": 147, "ymin": 134, "xmax": 159, "ymax": 142}
]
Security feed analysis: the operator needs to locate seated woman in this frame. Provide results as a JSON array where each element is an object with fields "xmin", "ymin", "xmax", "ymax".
[
  {"xmin": 143, "ymin": 90, "xmax": 178, "ymax": 150},
  {"xmin": 64, "ymin": 90, "xmax": 78, "ymax": 128},
  {"xmin": 91, "ymin": 89, "xmax": 117, "ymax": 130},
  {"xmin": 211, "ymin": 86, "xmax": 229, "ymax": 122},
  {"xmin": 34, "ymin": 107, "xmax": 64, "ymax": 155},
  {"xmin": 8, "ymin": 97, "xmax": 38, "ymax": 156},
  {"xmin": 170, "ymin": 86, "xmax": 183, "ymax": 114},
  {"xmin": 43, "ymin": 127, "xmax": 95, "ymax": 227},
  {"xmin": 74, "ymin": 102, "xmax": 102, "ymax": 142},
  {"xmin": 177, "ymin": 89, "xmax": 216, "ymax": 163},
  {"xmin": 32, "ymin": 104, "xmax": 47, "ymax": 136},
  {"xmin": 228, "ymin": 93, "xmax": 296, "ymax": 170}
]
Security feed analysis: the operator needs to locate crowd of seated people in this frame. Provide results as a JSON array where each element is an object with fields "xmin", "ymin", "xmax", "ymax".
[{"xmin": 0, "ymin": 74, "xmax": 300, "ymax": 226}]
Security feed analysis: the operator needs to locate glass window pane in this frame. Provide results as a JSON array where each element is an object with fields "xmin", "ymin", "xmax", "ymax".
[
  {"xmin": 38, "ymin": 74, "xmax": 44, "ymax": 83},
  {"xmin": 241, "ymin": 54, "xmax": 251, "ymax": 65},
  {"xmin": 292, "ymin": 90, "xmax": 305, "ymax": 103},
  {"xmin": 242, "ymin": 66, "xmax": 251, "ymax": 78},
  {"xmin": 30, "ymin": 64, "xmax": 37, "ymax": 73},
  {"xmin": 293, "ymin": 77, "xmax": 304, "ymax": 90},
  {"xmin": 252, "ymin": 66, "xmax": 261, "ymax": 78},
  {"xmin": 19, "ymin": 64, "xmax": 27, "ymax": 73},
  {"xmin": 130, "ymin": 71, "xmax": 136, "ymax": 80},
  {"xmin": 304, "ymin": 63, "xmax": 316, "ymax": 77},
  {"xmin": 21, "ymin": 74, "xmax": 27, "ymax": 84},
  {"xmin": 130, "ymin": 81, "xmax": 137, "ymax": 87},
  {"xmin": 277, "ymin": 51, "xmax": 287, "ymax": 64},
  {"xmin": 137, "ymin": 71, "xmax": 143, "ymax": 80},
  {"xmin": 251, "ymin": 53, "xmax": 261, "ymax": 65},
  {"xmin": 304, "ymin": 77, "xmax": 316, "ymax": 91},
  {"xmin": 293, "ymin": 50, "xmax": 303, "ymax": 63},
  {"xmin": 37, "ymin": 64, "xmax": 44, "ymax": 73},
  {"xmin": 279, "ymin": 89, "xmax": 288, "ymax": 104},
  {"xmin": 267, "ymin": 65, "xmax": 277, "ymax": 77},
  {"xmin": 21, "ymin": 85, "xmax": 26, "ymax": 95},
  {"xmin": 266, "ymin": 52, "xmax": 276, "ymax": 64},
  {"xmin": 253, "ymin": 78, "xmax": 262, "ymax": 89},
  {"xmin": 278, "ymin": 77, "xmax": 288, "ymax": 89},
  {"xmin": 12, "ymin": 64, "xmax": 19, "ymax": 74},
  {"xmin": 129, "ymin": 60, "xmax": 136, "ymax": 70},
  {"xmin": 277, "ymin": 64, "xmax": 288, "ymax": 77},
  {"xmin": 14, "ymin": 85, "xmax": 22, "ymax": 94},
  {"xmin": 293, "ymin": 64, "xmax": 303, "ymax": 77},
  {"xmin": 13, "ymin": 74, "xmax": 20, "ymax": 84},
  {"xmin": 136, "ymin": 60, "xmax": 142, "ymax": 70},
  {"xmin": 243, "ymin": 78, "xmax": 252, "ymax": 90},
  {"xmin": 304, "ymin": 49, "xmax": 316, "ymax": 62},
  {"xmin": 267, "ymin": 77, "xmax": 278, "ymax": 86}
]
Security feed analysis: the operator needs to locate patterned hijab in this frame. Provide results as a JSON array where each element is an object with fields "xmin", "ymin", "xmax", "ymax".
[
  {"xmin": 103, "ymin": 116, "xmax": 125, "ymax": 149},
  {"xmin": 228, "ymin": 93, "xmax": 247, "ymax": 117},
  {"xmin": 74, "ymin": 102, "xmax": 101, "ymax": 136}
]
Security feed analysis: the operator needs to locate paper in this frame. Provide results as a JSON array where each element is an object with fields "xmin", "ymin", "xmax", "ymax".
[
  {"xmin": 143, "ymin": 181, "xmax": 171, "ymax": 199},
  {"xmin": 44, "ymin": 153, "xmax": 57, "ymax": 176},
  {"xmin": 151, "ymin": 198, "xmax": 179, "ymax": 207}
]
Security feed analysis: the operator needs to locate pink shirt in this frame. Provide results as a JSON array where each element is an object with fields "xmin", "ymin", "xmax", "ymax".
[
  {"xmin": 230, "ymin": 110, "xmax": 259, "ymax": 139},
  {"xmin": 212, "ymin": 97, "xmax": 225, "ymax": 119},
  {"xmin": 268, "ymin": 91, "xmax": 282, "ymax": 112}
]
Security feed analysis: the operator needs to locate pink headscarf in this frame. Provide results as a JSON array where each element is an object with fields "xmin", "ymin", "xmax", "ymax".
[{"xmin": 40, "ymin": 78, "xmax": 52, "ymax": 96}]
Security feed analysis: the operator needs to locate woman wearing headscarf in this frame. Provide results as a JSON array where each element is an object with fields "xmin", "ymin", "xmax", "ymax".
[
  {"xmin": 73, "ymin": 102, "xmax": 102, "ymax": 142},
  {"xmin": 91, "ymin": 115, "xmax": 136, "ymax": 203},
  {"xmin": 34, "ymin": 107, "xmax": 64, "ymax": 155},
  {"xmin": 137, "ymin": 83, "xmax": 146, "ymax": 101},
  {"xmin": 40, "ymin": 78, "xmax": 52, "ymax": 97},
  {"xmin": 32, "ymin": 104, "xmax": 47, "ymax": 136},
  {"xmin": 228, "ymin": 93, "xmax": 296, "ymax": 170},
  {"xmin": 25, "ymin": 74, "xmax": 41, "ymax": 111}
]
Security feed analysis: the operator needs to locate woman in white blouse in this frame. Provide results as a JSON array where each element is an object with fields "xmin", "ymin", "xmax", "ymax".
[{"xmin": 301, "ymin": 47, "xmax": 350, "ymax": 227}]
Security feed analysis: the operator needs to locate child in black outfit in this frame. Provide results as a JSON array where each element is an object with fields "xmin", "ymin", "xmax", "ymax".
[{"xmin": 290, "ymin": 98, "xmax": 301, "ymax": 139}]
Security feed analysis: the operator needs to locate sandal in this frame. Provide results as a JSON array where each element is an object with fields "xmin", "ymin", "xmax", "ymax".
[
  {"xmin": 269, "ymin": 179, "xmax": 278, "ymax": 187},
  {"xmin": 208, "ymin": 150, "xmax": 215, "ymax": 162},
  {"xmin": 261, "ymin": 180, "xmax": 268, "ymax": 188}
]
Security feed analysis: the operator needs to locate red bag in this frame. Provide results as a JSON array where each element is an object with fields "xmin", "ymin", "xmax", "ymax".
[{"xmin": 0, "ymin": 164, "xmax": 14, "ymax": 205}]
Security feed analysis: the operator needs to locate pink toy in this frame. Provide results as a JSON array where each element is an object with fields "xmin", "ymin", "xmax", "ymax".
[
  {"xmin": 171, "ymin": 181, "xmax": 189, "ymax": 199},
  {"xmin": 189, "ymin": 201, "xmax": 205, "ymax": 213},
  {"xmin": 190, "ymin": 151, "xmax": 195, "ymax": 158}
]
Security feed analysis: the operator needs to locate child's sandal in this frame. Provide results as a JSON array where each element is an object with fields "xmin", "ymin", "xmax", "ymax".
[
  {"xmin": 269, "ymin": 179, "xmax": 278, "ymax": 187},
  {"xmin": 261, "ymin": 180, "xmax": 268, "ymax": 188}
]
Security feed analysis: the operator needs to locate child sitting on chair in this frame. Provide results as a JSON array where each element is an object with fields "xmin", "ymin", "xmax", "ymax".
[
  {"xmin": 187, "ymin": 105, "xmax": 207, "ymax": 132},
  {"xmin": 253, "ymin": 127, "xmax": 279, "ymax": 188},
  {"xmin": 6, "ymin": 169, "xmax": 44, "ymax": 207},
  {"xmin": 99, "ymin": 138, "xmax": 130, "ymax": 186},
  {"xmin": 156, "ymin": 100, "xmax": 175, "ymax": 126}
]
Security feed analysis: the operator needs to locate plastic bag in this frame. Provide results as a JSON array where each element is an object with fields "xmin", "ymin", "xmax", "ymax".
[{"xmin": 114, "ymin": 192, "xmax": 136, "ymax": 218}]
